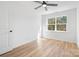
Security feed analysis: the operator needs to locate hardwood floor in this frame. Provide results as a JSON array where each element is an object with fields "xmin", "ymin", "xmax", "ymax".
[{"xmin": 0, "ymin": 38, "xmax": 79, "ymax": 57}]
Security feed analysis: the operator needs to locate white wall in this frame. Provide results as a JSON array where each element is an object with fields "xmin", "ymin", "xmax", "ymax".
[
  {"xmin": 42, "ymin": 8, "xmax": 77, "ymax": 43},
  {"xmin": 0, "ymin": 1, "xmax": 41, "ymax": 52}
]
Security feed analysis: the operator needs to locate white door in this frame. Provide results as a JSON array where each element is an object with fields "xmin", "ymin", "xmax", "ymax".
[{"xmin": 0, "ymin": 6, "xmax": 12, "ymax": 55}]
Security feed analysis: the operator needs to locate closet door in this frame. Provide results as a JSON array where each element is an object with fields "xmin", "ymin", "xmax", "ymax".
[{"xmin": 0, "ymin": 7, "xmax": 9, "ymax": 55}]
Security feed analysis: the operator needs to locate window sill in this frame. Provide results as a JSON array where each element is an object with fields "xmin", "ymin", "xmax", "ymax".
[{"xmin": 47, "ymin": 30, "xmax": 67, "ymax": 32}]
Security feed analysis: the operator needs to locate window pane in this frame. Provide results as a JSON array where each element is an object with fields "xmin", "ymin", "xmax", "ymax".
[
  {"xmin": 57, "ymin": 24, "xmax": 66, "ymax": 31},
  {"xmin": 48, "ymin": 18, "xmax": 55, "ymax": 24},
  {"xmin": 48, "ymin": 25, "xmax": 55, "ymax": 30},
  {"xmin": 62, "ymin": 16, "xmax": 67, "ymax": 23},
  {"xmin": 57, "ymin": 16, "xmax": 67, "ymax": 24}
]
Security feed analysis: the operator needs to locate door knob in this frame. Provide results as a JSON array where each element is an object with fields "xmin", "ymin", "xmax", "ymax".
[{"xmin": 10, "ymin": 30, "xmax": 12, "ymax": 32}]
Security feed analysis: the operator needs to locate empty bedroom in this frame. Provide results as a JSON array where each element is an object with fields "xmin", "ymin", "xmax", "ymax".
[{"xmin": 0, "ymin": 0, "xmax": 79, "ymax": 57}]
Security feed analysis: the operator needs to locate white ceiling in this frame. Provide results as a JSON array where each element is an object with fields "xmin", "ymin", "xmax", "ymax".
[
  {"xmin": 0, "ymin": 1, "xmax": 79, "ymax": 15},
  {"xmin": 32, "ymin": 1, "xmax": 79, "ymax": 15}
]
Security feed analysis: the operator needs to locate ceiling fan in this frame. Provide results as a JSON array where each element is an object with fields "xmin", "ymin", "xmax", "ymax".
[{"xmin": 34, "ymin": 1, "xmax": 58, "ymax": 11}]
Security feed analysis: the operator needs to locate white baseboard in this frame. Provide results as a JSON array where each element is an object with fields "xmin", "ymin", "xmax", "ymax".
[
  {"xmin": 43, "ymin": 37, "xmax": 76, "ymax": 43},
  {"xmin": 13, "ymin": 39, "xmax": 36, "ymax": 49},
  {"xmin": 0, "ymin": 39, "xmax": 36, "ymax": 55},
  {"xmin": 0, "ymin": 47, "xmax": 13, "ymax": 55}
]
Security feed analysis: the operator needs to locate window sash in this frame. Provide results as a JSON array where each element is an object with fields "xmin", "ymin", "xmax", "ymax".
[{"xmin": 48, "ymin": 16, "xmax": 67, "ymax": 31}]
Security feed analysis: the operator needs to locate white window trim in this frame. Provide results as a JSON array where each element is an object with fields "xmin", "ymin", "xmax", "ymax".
[{"xmin": 47, "ymin": 16, "xmax": 67, "ymax": 32}]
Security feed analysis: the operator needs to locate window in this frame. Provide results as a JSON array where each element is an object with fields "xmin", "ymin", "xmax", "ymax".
[
  {"xmin": 48, "ymin": 17, "xmax": 55, "ymax": 30},
  {"xmin": 48, "ymin": 16, "xmax": 67, "ymax": 31}
]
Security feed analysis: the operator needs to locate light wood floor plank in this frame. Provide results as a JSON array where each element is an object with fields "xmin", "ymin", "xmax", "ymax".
[{"xmin": 0, "ymin": 38, "xmax": 79, "ymax": 57}]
